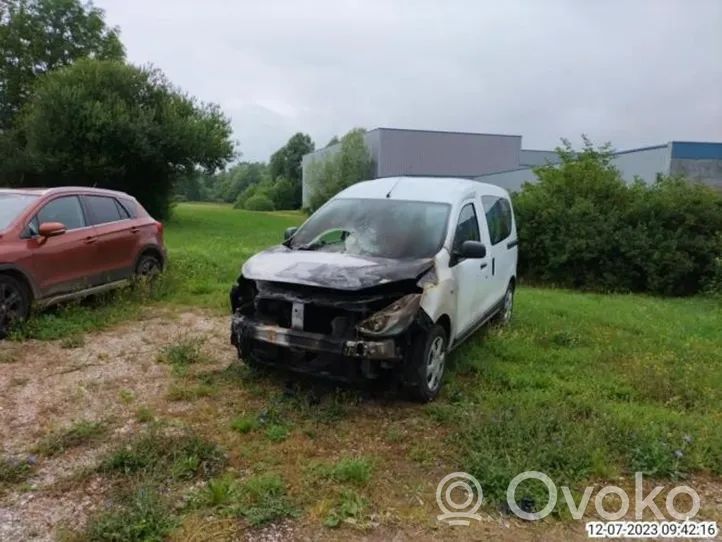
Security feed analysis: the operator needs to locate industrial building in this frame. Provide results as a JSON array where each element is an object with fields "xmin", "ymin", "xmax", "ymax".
[{"xmin": 301, "ymin": 127, "xmax": 722, "ymax": 207}]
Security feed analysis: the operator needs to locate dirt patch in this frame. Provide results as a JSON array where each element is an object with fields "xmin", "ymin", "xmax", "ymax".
[{"xmin": 0, "ymin": 310, "xmax": 232, "ymax": 542}]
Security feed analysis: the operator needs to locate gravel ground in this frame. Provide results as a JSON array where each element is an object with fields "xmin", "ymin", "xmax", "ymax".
[{"xmin": 0, "ymin": 310, "xmax": 231, "ymax": 542}]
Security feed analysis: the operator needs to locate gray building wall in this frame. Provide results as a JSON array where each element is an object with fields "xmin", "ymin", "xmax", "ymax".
[
  {"xmin": 301, "ymin": 128, "xmax": 521, "ymax": 207},
  {"xmin": 475, "ymin": 167, "xmax": 540, "ymax": 192},
  {"xmin": 612, "ymin": 144, "xmax": 671, "ymax": 183},
  {"xmin": 520, "ymin": 149, "xmax": 560, "ymax": 167},
  {"xmin": 476, "ymin": 144, "xmax": 675, "ymax": 192},
  {"xmin": 375, "ymin": 128, "xmax": 521, "ymax": 178}
]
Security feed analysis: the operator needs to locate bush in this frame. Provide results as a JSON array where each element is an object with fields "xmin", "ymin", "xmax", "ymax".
[
  {"xmin": 244, "ymin": 194, "xmax": 275, "ymax": 212},
  {"xmin": 513, "ymin": 138, "xmax": 722, "ymax": 296}
]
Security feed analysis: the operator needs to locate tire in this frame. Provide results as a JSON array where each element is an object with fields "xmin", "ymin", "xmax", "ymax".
[
  {"xmin": 135, "ymin": 253, "xmax": 162, "ymax": 278},
  {"xmin": 0, "ymin": 275, "xmax": 31, "ymax": 340},
  {"xmin": 492, "ymin": 282, "xmax": 515, "ymax": 327},
  {"xmin": 405, "ymin": 324, "xmax": 448, "ymax": 402}
]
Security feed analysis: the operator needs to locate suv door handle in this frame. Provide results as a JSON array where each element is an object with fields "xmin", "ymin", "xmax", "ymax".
[
  {"xmin": 84, "ymin": 236, "xmax": 97, "ymax": 244},
  {"xmin": 130, "ymin": 227, "xmax": 140, "ymax": 234}
]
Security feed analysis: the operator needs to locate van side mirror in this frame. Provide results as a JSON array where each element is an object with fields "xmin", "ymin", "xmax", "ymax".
[
  {"xmin": 283, "ymin": 226, "xmax": 298, "ymax": 241},
  {"xmin": 459, "ymin": 240, "xmax": 486, "ymax": 259}
]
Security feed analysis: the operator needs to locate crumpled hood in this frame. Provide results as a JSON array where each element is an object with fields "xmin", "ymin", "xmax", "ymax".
[{"xmin": 241, "ymin": 245, "xmax": 434, "ymax": 290}]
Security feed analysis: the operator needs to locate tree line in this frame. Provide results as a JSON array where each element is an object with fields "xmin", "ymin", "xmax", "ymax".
[{"xmin": 174, "ymin": 128, "xmax": 374, "ymax": 214}]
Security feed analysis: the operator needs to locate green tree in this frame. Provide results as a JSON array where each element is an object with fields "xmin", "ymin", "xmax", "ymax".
[
  {"xmin": 268, "ymin": 132, "xmax": 314, "ymax": 209},
  {"xmin": 513, "ymin": 136, "xmax": 722, "ymax": 296},
  {"xmin": 0, "ymin": 0, "xmax": 124, "ymax": 131},
  {"xmin": 306, "ymin": 127, "xmax": 373, "ymax": 212},
  {"xmin": 19, "ymin": 58, "xmax": 235, "ymax": 219},
  {"xmin": 213, "ymin": 161, "xmax": 267, "ymax": 203},
  {"xmin": 325, "ymin": 135, "xmax": 340, "ymax": 148}
]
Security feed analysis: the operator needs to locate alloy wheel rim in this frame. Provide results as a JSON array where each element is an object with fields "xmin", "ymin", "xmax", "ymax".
[
  {"xmin": 140, "ymin": 259, "xmax": 159, "ymax": 276},
  {"xmin": 426, "ymin": 336, "xmax": 446, "ymax": 391},
  {"xmin": 503, "ymin": 289, "xmax": 513, "ymax": 323}
]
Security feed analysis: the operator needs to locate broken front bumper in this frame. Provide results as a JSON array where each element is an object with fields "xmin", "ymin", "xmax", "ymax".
[{"xmin": 231, "ymin": 314, "xmax": 400, "ymax": 360}]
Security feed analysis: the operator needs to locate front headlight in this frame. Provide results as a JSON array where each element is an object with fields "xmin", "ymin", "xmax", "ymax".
[{"xmin": 358, "ymin": 294, "xmax": 422, "ymax": 337}]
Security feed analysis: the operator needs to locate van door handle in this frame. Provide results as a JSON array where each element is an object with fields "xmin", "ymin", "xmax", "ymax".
[
  {"xmin": 84, "ymin": 236, "xmax": 97, "ymax": 244},
  {"xmin": 480, "ymin": 262, "xmax": 488, "ymax": 270}
]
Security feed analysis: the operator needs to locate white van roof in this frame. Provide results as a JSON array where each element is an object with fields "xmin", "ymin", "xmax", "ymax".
[{"xmin": 334, "ymin": 176, "xmax": 510, "ymax": 204}]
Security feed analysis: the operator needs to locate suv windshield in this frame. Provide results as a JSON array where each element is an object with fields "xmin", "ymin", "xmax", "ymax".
[
  {"xmin": 0, "ymin": 194, "xmax": 38, "ymax": 231},
  {"xmin": 290, "ymin": 198, "xmax": 451, "ymax": 259}
]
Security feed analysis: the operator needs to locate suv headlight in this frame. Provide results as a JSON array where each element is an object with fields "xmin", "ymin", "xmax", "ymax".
[{"xmin": 358, "ymin": 294, "xmax": 422, "ymax": 337}]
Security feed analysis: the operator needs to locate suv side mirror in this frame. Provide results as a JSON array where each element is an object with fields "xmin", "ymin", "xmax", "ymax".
[
  {"xmin": 38, "ymin": 221, "xmax": 66, "ymax": 238},
  {"xmin": 283, "ymin": 226, "xmax": 298, "ymax": 241},
  {"xmin": 459, "ymin": 240, "xmax": 486, "ymax": 259}
]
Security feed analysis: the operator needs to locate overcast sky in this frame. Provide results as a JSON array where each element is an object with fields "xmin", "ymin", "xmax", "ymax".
[{"xmin": 96, "ymin": 0, "xmax": 721, "ymax": 162}]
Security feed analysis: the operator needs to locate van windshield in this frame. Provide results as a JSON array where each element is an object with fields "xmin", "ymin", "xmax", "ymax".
[
  {"xmin": 290, "ymin": 198, "xmax": 451, "ymax": 259},
  {"xmin": 0, "ymin": 194, "xmax": 38, "ymax": 230}
]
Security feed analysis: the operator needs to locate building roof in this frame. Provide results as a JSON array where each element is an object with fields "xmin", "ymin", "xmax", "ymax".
[{"xmin": 336, "ymin": 176, "xmax": 509, "ymax": 204}]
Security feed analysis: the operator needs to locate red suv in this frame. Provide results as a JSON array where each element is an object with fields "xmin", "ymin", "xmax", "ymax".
[{"xmin": 0, "ymin": 187, "xmax": 167, "ymax": 337}]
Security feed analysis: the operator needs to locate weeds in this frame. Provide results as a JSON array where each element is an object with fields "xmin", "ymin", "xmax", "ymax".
[
  {"xmin": 230, "ymin": 415, "xmax": 257, "ymax": 434},
  {"xmin": 99, "ymin": 431, "xmax": 226, "ymax": 482},
  {"xmin": 79, "ymin": 487, "xmax": 175, "ymax": 542},
  {"xmin": 35, "ymin": 420, "xmax": 107, "ymax": 457},
  {"xmin": 191, "ymin": 473, "xmax": 297, "ymax": 527},
  {"xmin": 135, "ymin": 407, "xmax": 155, "ymax": 423},
  {"xmin": 158, "ymin": 337, "xmax": 205, "ymax": 370},
  {"xmin": 264, "ymin": 424, "xmax": 291, "ymax": 443},
  {"xmin": 0, "ymin": 457, "xmax": 33, "ymax": 485},
  {"xmin": 323, "ymin": 490, "xmax": 367, "ymax": 528},
  {"xmin": 167, "ymin": 382, "xmax": 215, "ymax": 401},
  {"xmin": 60, "ymin": 335, "xmax": 85, "ymax": 349}
]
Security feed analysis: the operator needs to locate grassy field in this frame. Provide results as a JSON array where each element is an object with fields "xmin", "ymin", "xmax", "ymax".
[{"xmin": 6, "ymin": 202, "xmax": 722, "ymax": 539}]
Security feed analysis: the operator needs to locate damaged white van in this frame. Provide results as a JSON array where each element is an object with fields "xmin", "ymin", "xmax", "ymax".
[{"xmin": 230, "ymin": 176, "xmax": 518, "ymax": 401}]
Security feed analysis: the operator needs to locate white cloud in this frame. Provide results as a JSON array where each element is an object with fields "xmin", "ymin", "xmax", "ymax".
[{"xmin": 95, "ymin": 0, "xmax": 722, "ymax": 161}]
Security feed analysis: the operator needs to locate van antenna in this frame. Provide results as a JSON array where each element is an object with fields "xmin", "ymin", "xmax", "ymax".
[{"xmin": 385, "ymin": 177, "xmax": 402, "ymax": 198}]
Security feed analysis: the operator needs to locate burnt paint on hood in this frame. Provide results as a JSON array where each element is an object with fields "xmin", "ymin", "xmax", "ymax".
[{"xmin": 241, "ymin": 245, "xmax": 434, "ymax": 291}]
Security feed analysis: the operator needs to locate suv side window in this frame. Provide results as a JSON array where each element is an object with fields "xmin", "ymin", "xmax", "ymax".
[
  {"xmin": 33, "ymin": 196, "xmax": 87, "ymax": 232},
  {"xmin": 452, "ymin": 202, "xmax": 480, "ymax": 255},
  {"xmin": 117, "ymin": 198, "xmax": 137, "ymax": 218},
  {"xmin": 482, "ymin": 195, "xmax": 513, "ymax": 245},
  {"xmin": 85, "ymin": 195, "xmax": 124, "ymax": 225}
]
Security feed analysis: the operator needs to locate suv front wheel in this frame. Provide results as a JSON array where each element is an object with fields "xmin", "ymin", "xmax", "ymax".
[{"xmin": 0, "ymin": 275, "xmax": 30, "ymax": 339}]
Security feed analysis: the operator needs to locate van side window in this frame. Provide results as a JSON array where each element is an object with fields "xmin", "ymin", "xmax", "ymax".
[
  {"xmin": 452, "ymin": 202, "xmax": 480, "ymax": 254},
  {"xmin": 482, "ymin": 196, "xmax": 513, "ymax": 245}
]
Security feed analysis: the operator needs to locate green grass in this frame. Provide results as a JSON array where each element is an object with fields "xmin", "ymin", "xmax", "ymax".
[
  {"xmin": 439, "ymin": 290, "xmax": 722, "ymax": 509},
  {"xmin": 69, "ymin": 487, "xmax": 176, "ymax": 542},
  {"xmin": 7, "ymin": 202, "xmax": 722, "ymax": 527},
  {"xmin": 0, "ymin": 457, "xmax": 33, "ymax": 486},
  {"xmin": 157, "ymin": 336, "xmax": 206, "ymax": 368},
  {"xmin": 99, "ymin": 430, "xmax": 226, "ymax": 482},
  {"xmin": 35, "ymin": 420, "xmax": 108, "ymax": 457},
  {"xmin": 190, "ymin": 473, "xmax": 298, "ymax": 527}
]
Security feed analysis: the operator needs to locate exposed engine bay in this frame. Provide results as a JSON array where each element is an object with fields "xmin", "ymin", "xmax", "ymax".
[{"xmin": 229, "ymin": 265, "xmax": 437, "ymax": 383}]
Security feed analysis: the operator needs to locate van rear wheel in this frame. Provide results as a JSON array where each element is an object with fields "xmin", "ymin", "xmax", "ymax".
[{"xmin": 492, "ymin": 282, "xmax": 514, "ymax": 326}]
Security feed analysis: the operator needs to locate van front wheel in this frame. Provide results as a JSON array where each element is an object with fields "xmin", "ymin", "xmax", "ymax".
[{"xmin": 405, "ymin": 324, "xmax": 448, "ymax": 402}]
